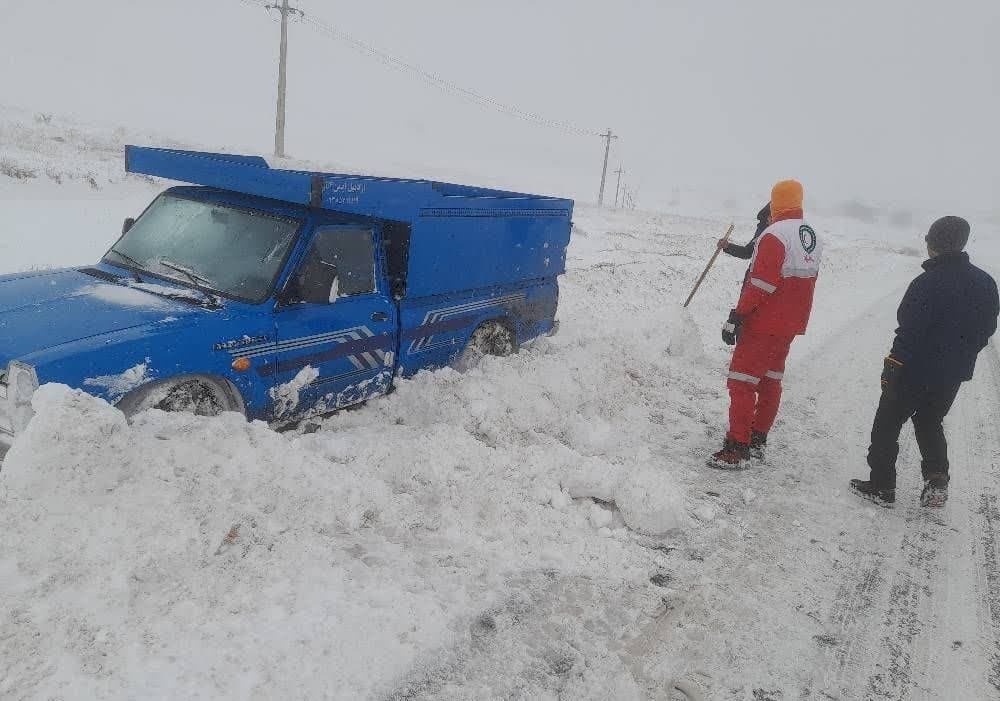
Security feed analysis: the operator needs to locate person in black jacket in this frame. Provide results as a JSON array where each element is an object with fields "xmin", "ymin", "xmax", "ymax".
[
  {"xmin": 718, "ymin": 203, "xmax": 771, "ymax": 260},
  {"xmin": 851, "ymin": 216, "xmax": 1000, "ymax": 507}
]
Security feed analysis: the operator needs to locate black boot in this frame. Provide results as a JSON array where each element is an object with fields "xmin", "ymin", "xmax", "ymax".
[
  {"xmin": 920, "ymin": 473, "xmax": 950, "ymax": 507},
  {"xmin": 750, "ymin": 431, "xmax": 767, "ymax": 461},
  {"xmin": 849, "ymin": 478, "xmax": 896, "ymax": 508},
  {"xmin": 708, "ymin": 439, "xmax": 750, "ymax": 470}
]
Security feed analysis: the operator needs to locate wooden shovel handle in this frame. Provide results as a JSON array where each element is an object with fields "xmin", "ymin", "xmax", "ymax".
[{"xmin": 683, "ymin": 223, "xmax": 735, "ymax": 308}]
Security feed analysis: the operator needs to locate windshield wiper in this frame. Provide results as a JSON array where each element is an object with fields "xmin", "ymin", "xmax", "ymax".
[
  {"xmin": 156, "ymin": 259, "xmax": 223, "ymax": 307},
  {"xmin": 107, "ymin": 248, "xmax": 144, "ymax": 282},
  {"xmin": 158, "ymin": 259, "xmax": 214, "ymax": 288}
]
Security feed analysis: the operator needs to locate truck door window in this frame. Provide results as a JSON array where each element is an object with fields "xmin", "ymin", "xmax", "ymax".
[{"xmin": 299, "ymin": 226, "xmax": 376, "ymax": 302}]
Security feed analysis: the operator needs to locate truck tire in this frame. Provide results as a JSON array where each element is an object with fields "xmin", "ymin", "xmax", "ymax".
[
  {"xmin": 117, "ymin": 375, "xmax": 245, "ymax": 418},
  {"xmin": 456, "ymin": 320, "xmax": 517, "ymax": 371}
]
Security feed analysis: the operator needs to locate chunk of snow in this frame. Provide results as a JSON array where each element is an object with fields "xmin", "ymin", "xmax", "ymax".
[
  {"xmin": 563, "ymin": 462, "xmax": 687, "ymax": 536},
  {"xmin": 83, "ymin": 283, "xmax": 174, "ymax": 310},
  {"xmin": 550, "ymin": 488, "xmax": 573, "ymax": 511},
  {"xmin": 693, "ymin": 505, "xmax": 717, "ymax": 522},
  {"xmin": 83, "ymin": 360, "xmax": 153, "ymax": 401},
  {"xmin": 269, "ymin": 365, "xmax": 319, "ymax": 418},
  {"xmin": 589, "ymin": 502, "xmax": 613, "ymax": 529},
  {"xmin": 616, "ymin": 470, "xmax": 688, "ymax": 534}
]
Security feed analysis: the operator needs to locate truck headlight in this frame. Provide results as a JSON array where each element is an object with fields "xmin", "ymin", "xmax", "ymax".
[{"xmin": 7, "ymin": 361, "xmax": 39, "ymax": 432}]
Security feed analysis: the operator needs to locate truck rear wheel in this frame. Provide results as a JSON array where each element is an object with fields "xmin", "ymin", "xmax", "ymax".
[
  {"xmin": 117, "ymin": 376, "xmax": 245, "ymax": 418},
  {"xmin": 456, "ymin": 321, "xmax": 517, "ymax": 371}
]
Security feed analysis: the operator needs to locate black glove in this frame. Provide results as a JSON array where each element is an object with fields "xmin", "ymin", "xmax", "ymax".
[
  {"xmin": 722, "ymin": 309, "xmax": 743, "ymax": 346},
  {"xmin": 881, "ymin": 356, "xmax": 903, "ymax": 399}
]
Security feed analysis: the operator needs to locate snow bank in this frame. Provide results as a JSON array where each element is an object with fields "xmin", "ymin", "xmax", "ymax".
[
  {"xmin": 0, "ymin": 372, "xmax": 685, "ymax": 698},
  {"xmin": 1, "ymin": 386, "xmax": 445, "ymax": 699}
]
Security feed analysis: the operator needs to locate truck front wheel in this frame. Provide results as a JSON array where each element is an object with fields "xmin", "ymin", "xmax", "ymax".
[
  {"xmin": 456, "ymin": 321, "xmax": 517, "ymax": 371},
  {"xmin": 117, "ymin": 375, "xmax": 246, "ymax": 418}
]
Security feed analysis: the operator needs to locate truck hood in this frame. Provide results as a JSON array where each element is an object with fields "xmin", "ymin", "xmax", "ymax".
[{"xmin": 0, "ymin": 269, "xmax": 205, "ymax": 364}]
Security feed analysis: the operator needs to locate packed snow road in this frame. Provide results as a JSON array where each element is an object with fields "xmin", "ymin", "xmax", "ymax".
[{"xmin": 627, "ymin": 286, "xmax": 1000, "ymax": 700}]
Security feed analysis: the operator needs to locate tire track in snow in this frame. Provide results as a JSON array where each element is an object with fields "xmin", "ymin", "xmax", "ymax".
[
  {"xmin": 800, "ymin": 549, "xmax": 884, "ymax": 700},
  {"xmin": 793, "ymin": 302, "xmax": 901, "ymax": 700},
  {"xmin": 967, "ymin": 341, "xmax": 1000, "ymax": 694},
  {"xmin": 976, "ymin": 491, "xmax": 1000, "ymax": 692},
  {"xmin": 799, "ymin": 297, "xmax": 987, "ymax": 700},
  {"xmin": 861, "ymin": 493, "xmax": 945, "ymax": 699}
]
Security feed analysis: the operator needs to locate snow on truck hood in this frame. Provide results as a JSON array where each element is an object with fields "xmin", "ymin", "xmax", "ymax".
[{"xmin": 0, "ymin": 268, "xmax": 201, "ymax": 363}]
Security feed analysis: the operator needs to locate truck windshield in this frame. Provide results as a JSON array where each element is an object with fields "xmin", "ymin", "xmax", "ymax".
[{"xmin": 105, "ymin": 194, "xmax": 301, "ymax": 303}]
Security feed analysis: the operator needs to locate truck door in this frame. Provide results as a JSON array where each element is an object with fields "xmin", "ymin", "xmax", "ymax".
[{"xmin": 270, "ymin": 224, "xmax": 396, "ymax": 420}]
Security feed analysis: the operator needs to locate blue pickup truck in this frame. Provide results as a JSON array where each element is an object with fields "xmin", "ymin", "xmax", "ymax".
[{"xmin": 0, "ymin": 147, "xmax": 573, "ymax": 455}]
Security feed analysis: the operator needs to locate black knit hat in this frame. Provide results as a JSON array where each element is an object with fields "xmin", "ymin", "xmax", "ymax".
[
  {"xmin": 757, "ymin": 202, "xmax": 771, "ymax": 224},
  {"xmin": 925, "ymin": 216, "xmax": 970, "ymax": 253}
]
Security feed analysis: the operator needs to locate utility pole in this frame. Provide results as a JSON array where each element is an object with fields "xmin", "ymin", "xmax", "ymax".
[
  {"xmin": 613, "ymin": 166, "xmax": 624, "ymax": 209},
  {"xmin": 266, "ymin": 0, "xmax": 304, "ymax": 158},
  {"xmin": 596, "ymin": 129, "xmax": 617, "ymax": 207}
]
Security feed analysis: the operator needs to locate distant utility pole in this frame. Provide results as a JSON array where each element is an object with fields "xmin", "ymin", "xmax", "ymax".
[
  {"xmin": 596, "ymin": 129, "xmax": 617, "ymax": 207},
  {"xmin": 613, "ymin": 166, "xmax": 625, "ymax": 209},
  {"xmin": 266, "ymin": 0, "xmax": 304, "ymax": 158}
]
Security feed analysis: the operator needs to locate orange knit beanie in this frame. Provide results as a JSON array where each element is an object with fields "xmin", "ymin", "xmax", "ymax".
[{"xmin": 771, "ymin": 180, "xmax": 803, "ymax": 216}]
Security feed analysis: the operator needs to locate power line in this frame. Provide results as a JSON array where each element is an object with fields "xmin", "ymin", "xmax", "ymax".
[
  {"xmin": 240, "ymin": 0, "xmax": 604, "ymax": 138},
  {"xmin": 300, "ymin": 14, "xmax": 605, "ymax": 137}
]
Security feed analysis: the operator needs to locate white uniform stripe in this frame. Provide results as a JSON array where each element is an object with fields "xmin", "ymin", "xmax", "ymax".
[
  {"xmin": 728, "ymin": 371, "xmax": 761, "ymax": 385},
  {"xmin": 750, "ymin": 277, "xmax": 777, "ymax": 294},
  {"xmin": 783, "ymin": 268, "xmax": 819, "ymax": 278},
  {"xmin": 765, "ymin": 370, "xmax": 784, "ymax": 380}
]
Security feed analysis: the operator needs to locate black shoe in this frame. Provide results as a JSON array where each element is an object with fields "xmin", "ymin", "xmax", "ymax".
[
  {"xmin": 920, "ymin": 474, "xmax": 949, "ymax": 507},
  {"xmin": 708, "ymin": 439, "xmax": 751, "ymax": 470},
  {"xmin": 750, "ymin": 431, "xmax": 767, "ymax": 461},
  {"xmin": 849, "ymin": 478, "xmax": 896, "ymax": 507}
]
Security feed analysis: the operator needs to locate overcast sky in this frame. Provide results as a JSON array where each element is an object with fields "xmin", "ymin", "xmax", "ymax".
[{"xmin": 2, "ymin": 0, "xmax": 998, "ymax": 217}]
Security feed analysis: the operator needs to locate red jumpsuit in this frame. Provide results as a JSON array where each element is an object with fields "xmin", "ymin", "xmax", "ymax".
[{"xmin": 727, "ymin": 209, "xmax": 821, "ymax": 444}]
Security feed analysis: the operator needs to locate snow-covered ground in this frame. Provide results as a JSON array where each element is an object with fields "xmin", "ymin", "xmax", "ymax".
[{"xmin": 3, "ymin": 109, "xmax": 1000, "ymax": 699}]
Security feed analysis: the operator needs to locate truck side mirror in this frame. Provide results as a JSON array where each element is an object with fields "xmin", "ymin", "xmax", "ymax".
[{"xmin": 122, "ymin": 217, "xmax": 136, "ymax": 235}]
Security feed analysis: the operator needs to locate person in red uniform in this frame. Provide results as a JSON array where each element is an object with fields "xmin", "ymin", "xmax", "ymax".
[{"xmin": 709, "ymin": 180, "xmax": 822, "ymax": 469}]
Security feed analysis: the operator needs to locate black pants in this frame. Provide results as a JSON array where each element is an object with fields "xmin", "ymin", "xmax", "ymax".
[{"xmin": 867, "ymin": 382, "xmax": 962, "ymax": 488}]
